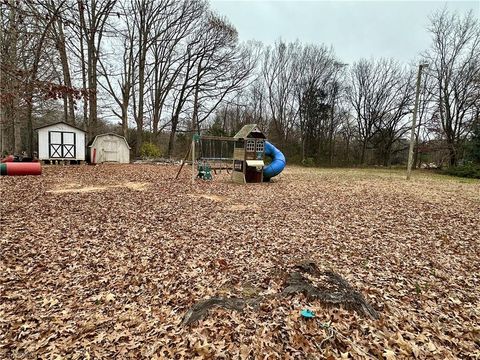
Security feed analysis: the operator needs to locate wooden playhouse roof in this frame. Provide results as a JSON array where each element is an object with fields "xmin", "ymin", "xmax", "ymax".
[{"xmin": 233, "ymin": 124, "xmax": 266, "ymax": 139}]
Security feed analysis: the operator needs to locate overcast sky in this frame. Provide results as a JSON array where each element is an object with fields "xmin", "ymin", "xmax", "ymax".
[{"xmin": 210, "ymin": 0, "xmax": 479, "ymax": 65}]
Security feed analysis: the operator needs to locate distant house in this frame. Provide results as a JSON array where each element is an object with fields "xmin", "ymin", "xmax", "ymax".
[
  {"xmin": 88, "ymin": 133, "xmax": 131, "ymax": 164},
  {"xmin": 35, "ymin": 122, "xmax": 86, "ymax": 163}
]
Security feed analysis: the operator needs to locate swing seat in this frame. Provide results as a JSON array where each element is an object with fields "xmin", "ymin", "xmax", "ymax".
[
  {"xmin": 204, "ymin": 171, "xmax": 213, "ymax": 180},
  {"xmin": 212, "ymin": 162, "xmax": 233, "ymax": 174},
  {"xmin": 204, "ymin": 164, "xmax": 213, "ymax": 180},
  {"xmin": 197, "ymin": 163, "xmax": 213, "ymax": 180}
]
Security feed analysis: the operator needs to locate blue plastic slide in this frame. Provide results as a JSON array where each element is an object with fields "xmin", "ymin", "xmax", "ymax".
[{"xmin": 263, "ymin": 141, "xmax": 286, "ymax": 180}]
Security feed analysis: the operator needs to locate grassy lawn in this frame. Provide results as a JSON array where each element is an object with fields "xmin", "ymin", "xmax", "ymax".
[{"xmin": 1, "ymin": 165, "xmax": 479, "ymax": 358}]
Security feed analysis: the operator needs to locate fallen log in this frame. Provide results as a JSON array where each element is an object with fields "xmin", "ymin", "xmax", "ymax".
[{"xmin": 182, "ymin": 261, "xmax": 379, "ymax": 326}]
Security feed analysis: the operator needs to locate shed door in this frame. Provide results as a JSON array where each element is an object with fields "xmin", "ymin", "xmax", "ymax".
[
  {"xmin": 103, "ymin": 140, "xmax": 118, "ymax": 162},
  {"xmin": 49, "ymin": 131, "xmax": 76, "ymax": 158}
]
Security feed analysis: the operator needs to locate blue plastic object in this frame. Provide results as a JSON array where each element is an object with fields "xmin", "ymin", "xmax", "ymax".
[
  {"xmin": 263, "ymin": 141, "xmax": 286, "ymax": 180},
  {"xmin": 300, "ymin": 309, "xmax": 315, "ymax": 319}
]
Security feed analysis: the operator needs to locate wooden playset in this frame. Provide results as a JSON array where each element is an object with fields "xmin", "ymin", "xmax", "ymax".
[{"xmin": 175, "ymin": 124, "xmax": 286, "ymax": 184}]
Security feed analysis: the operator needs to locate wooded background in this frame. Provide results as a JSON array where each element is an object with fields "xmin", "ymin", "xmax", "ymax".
[{"xmin": 0, "ymin": 0, "xmax": 479, "ymax": 167}]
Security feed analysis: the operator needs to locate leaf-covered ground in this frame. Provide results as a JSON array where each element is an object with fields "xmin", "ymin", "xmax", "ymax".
[{"xmin": 1, "ymin": 165, "xmax": 479, "ymax": 359}]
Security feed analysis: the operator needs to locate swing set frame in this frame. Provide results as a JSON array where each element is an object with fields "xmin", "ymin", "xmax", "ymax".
[{"xmin": 175, "ymin": 135, "xmax": 236, "ymax": 183}]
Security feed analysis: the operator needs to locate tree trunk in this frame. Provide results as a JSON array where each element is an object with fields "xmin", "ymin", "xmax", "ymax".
[
  {"xmin": 8, "ymin": 2, "xmax": 21, "ymax": 154},
  {"xmin": 167, "ymin": 115, "xmax": 178, "ymax": 157},
  {"xmin": 192, "ymin": 84, "xmax": 200, "ymax": 133},
  {"xmin": 134, "ymin": 16, "xmax": 148, "ymax": 157},
  {"xmin": 78, "ymin": 2, "xmax": 88, "ymax": 128},
  {"xmin": 13, "ymin": 107, "xmax": 22, "ymax": 154},
  {"xmin": 329, "ymin": 98, "xmax": 335, "ymax": 166},
  {"xmin": 122, "ymin": 107, "xmax": 128, "ymax": 138},
  {"xmin": 136, "ymin": 121, "xmax": 143, "ymax": 157},
  {"xmin": 301, "ymin": 137, "xmax": 305, "ymax": 163},
  {"xmin": 413, "ymin": 146, "xmax": 420, "ymax": 169},
  {"xmin": 2, "ymin": 104, "xmax": 16, "ymax": 155},
  {"xmin": 384, "ymin": 145, "xmax": 392, "ymax": 167},
  {"xmin": 167, "ymin": 61, "xmax": 192, "ymax": 157},
  {"xmin": 329, "ymin": 135, "xmax": 334, "ymax": 166},
  {"xmin": 62, "ymin": 94, "xmax": 69, "ymax": 122},
  {"xmin": 26, "ymin": 96, "xmax": 34, "ymax": 156},
  {"xmin": 449, "ymin": 145, "xmax": 457, "ymax": 167},
  {"xmin": 360, "ymin": 140, "xmax": 367, "ymax": 165},
  {"xmin": 345, "ymin": 136, "xmax": 350, "ymax": 165},
  {"xmin": 87, "ymin": 38, "xmax": 98, "ymax": 140},
  {"xmin": 56, "ymin": 19, "xmax": 75, "ymax": 124}
]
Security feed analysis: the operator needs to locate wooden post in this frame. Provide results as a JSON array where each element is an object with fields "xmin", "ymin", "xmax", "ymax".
[
  {"xmin": 407, "ymin": 63, "xmax": 428, "ymax": 180},
  {"xmin": 174, "ymin": 144, "xmax": 191, "ymax": 180}
]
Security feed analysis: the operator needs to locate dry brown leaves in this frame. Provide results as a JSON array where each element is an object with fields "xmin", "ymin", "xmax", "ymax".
[{"xmin": 0, "ymin": 165, "xmax": 479, "ymax": 359}]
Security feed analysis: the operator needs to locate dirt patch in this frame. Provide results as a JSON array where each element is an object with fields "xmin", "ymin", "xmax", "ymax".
[
  {"xmin": 228, "ymin": 204, "xmax": 259, "ymax": 211},
  {"xmin": 123, "ymin": 182, "xmax": 149, "ymax": 191},
  {"xmin": 47, "ymin": 182, "xmax": 149, "ymax": 193},
  {"xmin": 48, "ymin": 185, "xmax": 110, "ymax": 193},
  {"xmin": 191, "ymin": 194, "xmax": 228, "ymax": 202}
]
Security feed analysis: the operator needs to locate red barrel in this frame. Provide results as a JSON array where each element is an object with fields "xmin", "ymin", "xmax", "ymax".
[{"xmin": 0, "ymin": 162, "xmax": 42, "ymax": 176}]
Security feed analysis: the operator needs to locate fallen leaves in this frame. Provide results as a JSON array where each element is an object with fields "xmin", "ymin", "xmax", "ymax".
[
  {"xmin": 383, "ymin": 348, "xmax": 396, "ymax": 359},
  {"xmin": 0, "ymin": 165, "xmax": 479, "ymax": 358}
]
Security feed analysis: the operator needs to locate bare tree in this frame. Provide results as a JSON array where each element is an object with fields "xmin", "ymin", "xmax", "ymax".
[
  {"xmin": 1, "ymin": 0, "xmax": 87, "ymax": 155},
  {"xmin": 423, "ymin": 9, "xmax": 480, "ymax": 166},
  {"xmin": 326, "ymin": 63, "xmax": 349, "ymax": 165},
  {"xmin": 49, "ymin": 0, "xmax": 76, "ymax": 125},
  {"xmin": 98, "ymin": 0, "xmax": 136, "ymax": 138},
  {"xmin": 348, "ymin": 58, "xmax": 414, "ymax": 165},
  {"xmin": 20, "ymin": 0, "xmax": 70, "ymax": 155},
  {"xmin": 0, "ymin": 0, "xmax": 70, "ymax": 155},
  {"xmin": 126, "ymin": 0, "xmax": 197, "ymax": 155},
  {"xmin": 192, "ymin": 37, "xmax": 259, "ymax": 131},
  {"xmin": 242, "ymin": 76, "xmax": 268, "ymax": 131},
  {"xmin": 98, "ymin": 35, "xmax": 134, "ymax": 138},
  {"xmin": 165, "ymin": 11, "xmax": 256, "ymax": 156},
  {"xmin": 0, "ymin": 0, "xmax": 21, "ymax": 154},
  {"xmin": 263, "ymin": 40, "xmax": 302, "ymax": 145},
  {"xmin": 77, "ymin": 0, "xmax": 117, "ymax": 140},
  {"xmin": 296, "ymin": 44, "xmax": 337, "ymax": 163},
  {"xmin": 148, "ymin": 0, "xmax": 206, "ymax": 138},
  {"xmin": 337, "ymin": 114, "xmax": 356, "ymax": 165}
]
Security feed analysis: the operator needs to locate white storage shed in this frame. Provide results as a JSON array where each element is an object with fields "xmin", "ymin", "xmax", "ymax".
[
  {"xmin": 88, "ymin": 133, "xmax": 131, "ymax": 164},
  {"xmin": 36, "ymin": 122, "xmax": 86, "ymax": 162}
]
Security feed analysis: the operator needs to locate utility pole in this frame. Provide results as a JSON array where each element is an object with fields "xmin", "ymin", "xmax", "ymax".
[{"xmin": 407, "ymin": 63, "xmax": 428, "ymax": 180}]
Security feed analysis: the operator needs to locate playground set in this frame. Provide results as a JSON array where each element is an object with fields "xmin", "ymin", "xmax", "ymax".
[{"xmin": 175, "ymin": 124, "xmax": 286, "ymax": 183}]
